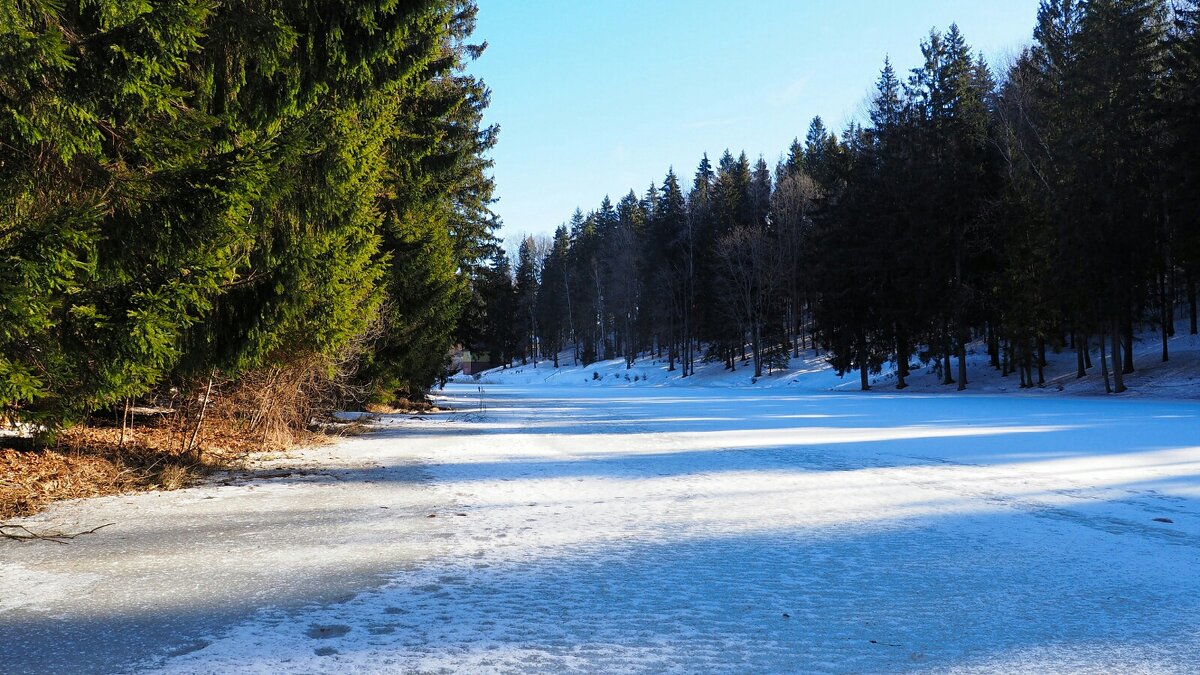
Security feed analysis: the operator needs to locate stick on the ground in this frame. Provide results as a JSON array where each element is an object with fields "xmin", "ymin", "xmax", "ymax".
[
  {"xmin": 0, "ymin": 522, "xmax": 113, "ymax": 543},
  {"xmin": 186, "ymin": 370, "xmax": 216, "ymax": 460},
  {"xmin": 119, "ymin": 397, "xmax": 131, "ymax": 448}
]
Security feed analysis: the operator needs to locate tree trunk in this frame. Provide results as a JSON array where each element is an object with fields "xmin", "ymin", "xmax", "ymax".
[
  {"xmin": 1188, "ymin": 267, "xmax": 1198, "ymax": 335},
  {"xmin": 186, "ymin": 372, "xmax": 216, "ymax": 461},
  {"xmin": 1162, "ymin": 271, "xmax": 1171, "ymax": 363},
  {"xmin": 1165, "ymin": 270, "xmax": 1175, "ymax": 337},
  {"xmin": 988, "ymin": 324, "xmax": 1000, "ymax": 369},
  {"xmin": 956, "ymin": 332, "xmax": 968, "ymax": 392},
  {"xmin": 1075, "ymin": 332, "xmax": 1087, "ymax": 378},
  {"xmin": 1017, "ymin": 343, "xmax": 1026, "ymax": 388},
  {"xmin": 942, "ymin": 347, "xmax": 954, "ymax": 386},
  {"xmin": 896, "ymin": 331, "xmax": 909, "ymax": 390},
  {"xmin": 1036, "ymin": 337, "xmax": 1046, "ymax": 387},
  {"xmin": 1099, "ymin": 329, "xmax": 1112, "ymax": 394},
  {"xmin": 792, "ymin": 303, "xmax": 801, "ymax": 358},
  {"xmin": 118, "ymin": 398, "xmax": 131, "ymax": 449},
  {"xmin": 1111, "ymin": 317, "xmax": 1126, "ymax": 394},
  {"xmin": 752, "ymin": 324, "xmax": 763, "ymax": 379},
  {"xmin": 681, "ymin": 311, "xmax": 691, "ymax": 378},
  {"xmin": 1122, "ymin": 316, "xmax": 1134, "ymax": 375}
]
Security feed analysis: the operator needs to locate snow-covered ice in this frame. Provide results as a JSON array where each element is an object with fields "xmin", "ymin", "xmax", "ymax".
[{"xmin": 3, "ymin": 377, "xmax": 1200, "ymax": 673}]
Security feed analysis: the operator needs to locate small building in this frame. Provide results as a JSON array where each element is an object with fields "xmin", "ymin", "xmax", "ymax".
[{"xmin": 459, "ymin": 350, "xmax": 500, "ymax": 376}]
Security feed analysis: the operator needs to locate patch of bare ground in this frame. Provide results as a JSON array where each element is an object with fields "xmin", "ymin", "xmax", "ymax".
[
  {"xmin": 1, "ymin": 425, "xmax": 228, "ymax": 520},
  {"xmin": 0, "ymin": 416, "xmax": 373, "ymax": 522}
]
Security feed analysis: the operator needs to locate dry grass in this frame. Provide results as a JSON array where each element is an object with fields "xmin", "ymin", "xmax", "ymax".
[
  {"xmin": 327, "ymin": 420, "xmax": 377, "ymax": 437},
  {"xmin": 1, "ymin": 351, "xmax": 380, "ymax": 520},
  {"xmin": 0, "ymin": 413, "xmax": 372, "ymax": 520},
  {"xmin": 363, "ymin": 403, "xmax": 405, "ymax": 415},
  {"xmin": 1, "ymin": 421, "xmax": 275, "ymax": 520},
  {"xmin": 365, "ymin": 398, "xmax": 440, "ymax": 415}
]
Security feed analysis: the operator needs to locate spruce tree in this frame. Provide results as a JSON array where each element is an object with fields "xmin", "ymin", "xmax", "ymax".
[
  {"xmin": 514, "ymin": 236, "xmax": 541, "ymax": 366},
  {"xmin": 2, "ymin": 0, "xmax": 499, "ymax": 428},
  {"xmin": 1169, "ymin": 2, "xmax": 1200, "ymax": 335}
]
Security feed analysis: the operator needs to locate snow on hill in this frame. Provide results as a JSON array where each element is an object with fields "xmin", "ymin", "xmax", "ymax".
[{"xmin": 453, "ymin": 331, "xmax": 1200, "ymax": 399}]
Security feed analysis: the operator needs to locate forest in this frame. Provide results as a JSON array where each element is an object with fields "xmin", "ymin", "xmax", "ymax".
[
  {"xmin": 0, "ymin": 0, "xmax": 498, "ymax": 446},
  {"xmin": 478, "ymin": 0, "xmax": 1200, "ymax": 394}
]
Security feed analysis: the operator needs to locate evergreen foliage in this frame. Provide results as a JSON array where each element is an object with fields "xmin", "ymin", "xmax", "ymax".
[
  {"xmin": 475, "ymin": 1, "xmax": 1192, "ymax": 395},
  {"xmin": 1, "ymin": 1, "xmax": 497, "ymax": 429}
]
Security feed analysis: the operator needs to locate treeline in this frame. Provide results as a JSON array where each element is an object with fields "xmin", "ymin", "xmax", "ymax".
[
  {"xmin": 480, "ymin": 0, "xmax": 1199, "ymax": 394},
  {"xmin": 1, "ymin": 0, "xmax": 497, "ymax": 436}
]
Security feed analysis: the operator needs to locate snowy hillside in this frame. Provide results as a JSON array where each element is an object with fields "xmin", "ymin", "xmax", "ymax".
[{"xmin": 457, "ymin": 331, "xmax": 1200, "ymax": 399}]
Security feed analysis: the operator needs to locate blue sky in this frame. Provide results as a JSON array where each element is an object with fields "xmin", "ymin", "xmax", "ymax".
[{"xmin": 471, "ymin": 1, "xmax": 1043, "ymax": 241}]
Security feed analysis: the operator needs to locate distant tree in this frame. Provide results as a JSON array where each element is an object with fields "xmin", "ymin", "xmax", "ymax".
[
  {"xmin": 607, "ymin": 192, "xmax": 646, "ymax": 367},
  {"xmin": 1167, "ymin": 1, "xmax": 1200, "ymax": 336},
  {"xmin": 536, "ymin": 226, "xmax": 573, "ymax": 367},
  {"xmin": 771, "ymin": 168, "xmax": 819, "ymax": 358},
  {"xmin": 646, "ymin": 169, "xmax": 691, "ymax": 372},
  {"xmin": 479, "ymin": 251, "xmax": 518, "ymax": 367},
  {"xmin": 502, "ymin": 2, "xmax": 1184, "ymax": 398},
  {"xmin": 514, "ymin": 236, "xmax": 541, "ymax": 365},
  {"xmin": 713, "ymin": 223, "xmax": 777, "ymax": 378}
]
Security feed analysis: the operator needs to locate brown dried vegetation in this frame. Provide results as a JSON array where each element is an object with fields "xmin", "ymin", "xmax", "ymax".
[
  {"xmin": 2, "ymin": 431, "xmax": 203, "ymax": 519},
  {"xmin": 1, "ymin": 356, "xmax": 373, "ymax": 520}
]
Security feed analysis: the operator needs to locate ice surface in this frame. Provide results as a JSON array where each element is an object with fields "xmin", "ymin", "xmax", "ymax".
[
  {"xmin": 0, "ymin": 563, "xmax": 99, "ymax": 613},
  {"xmin": 4, "ymin": 348, "xmax": 1200, "ymax": 673}
]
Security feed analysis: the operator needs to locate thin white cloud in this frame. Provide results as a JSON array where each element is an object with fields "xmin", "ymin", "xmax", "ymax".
[
  {"xmin": 681, "ymin": 117, "xmax": 743, "ymax": 131},
  {"xmin": 769, "ymin": 75, "xmax": 811, "ymax": 105}
]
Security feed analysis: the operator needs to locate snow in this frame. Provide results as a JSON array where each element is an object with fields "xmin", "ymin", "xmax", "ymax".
[
  {"xmin": 5, "ymin": 327, "xmax": 1200, "ymax": 672},
  {"xmin": 0, "ymin": 563, "xmax": 100, "ymax": 613},
  {"xmin": 6, "ymin": 377, "xmax": 1200, "ymax": 673},
  {"xmin": 456, "ymin": 330, "xmax": 1200, "ymax": 399}
]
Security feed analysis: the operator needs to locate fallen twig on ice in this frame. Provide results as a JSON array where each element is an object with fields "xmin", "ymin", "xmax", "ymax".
[{"xmin": 0, "ymin": 522, "xmax": 113, "ymax": 543}]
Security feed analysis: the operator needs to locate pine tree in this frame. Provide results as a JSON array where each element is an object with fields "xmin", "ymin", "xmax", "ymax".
[
  {"xmin": 363, "ymin": 207, "xmax": 467, "ymax": 399},
  {"xmin": 749, "ymin": 157, "xmax": 773, "ymax": 227},
  {"xmin": 608, "ymin": 192, "xmax": 645, "ymax": 366},
  {"xmin": 514, "ymin": 236, "xmax": 541, "ymax": 365},
  {"xmin": 1, "ymin": 0, "xmax": 256, "ymax": 426},
  {"xmin": 478, "ymin": 250, "xmax": 518, "ymax": 367},
  {"xmin": 1169, "ymin": 2, "xmax": 1200, "ymax": 335},
  {"xmin": 869, "ymin": 57, "xmax": 922, "ymax": 389},
  {"xmin": 803, "ymin": 117, "xmax": 831, "ymax": 184},
  {"xmin": 646, "ymin": 169, "xmax": 689, "ymax": 371},
  {"xmin": 811, "ymin": 124, "xmax": 887, "ymax": 390},
  {"xmin": 771, "ymin": 165, "xmax": 819, "ymax": 358},
  {"xmin": 536, "ymin": 226, "xmax": 573, "ymax": 367},
  {"xmin": 1058, "ymin": 0, "xmax": 1167, "ymax": 390},
  {"xmin": 1, "ymin": 1, "xmax": 499, "ymax": 429}
]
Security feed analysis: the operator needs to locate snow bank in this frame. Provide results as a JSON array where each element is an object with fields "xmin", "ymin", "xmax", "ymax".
[{"xmin": 455, "ymin": 331, "xmax": 1200, "ymax": 399}]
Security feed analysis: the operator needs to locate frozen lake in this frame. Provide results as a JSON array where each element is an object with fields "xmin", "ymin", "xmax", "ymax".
[{"xmin": 4, "ymin": 384, "xmax": 1200, "ymax": 673}]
